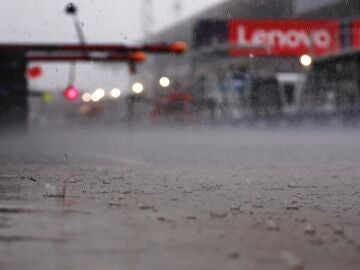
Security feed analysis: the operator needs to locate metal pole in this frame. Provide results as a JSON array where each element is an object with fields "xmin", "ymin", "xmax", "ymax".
[
  {"xmin": 65, "ymin": 3, "xmax": 86, "ymax": 87},
  {"xmin": 65, "ymin": 3, "xmax": 86, "ymax": 44},
  {"xmin": 72, "ymin": 15, "xmax": 86, "ymax": 45}
]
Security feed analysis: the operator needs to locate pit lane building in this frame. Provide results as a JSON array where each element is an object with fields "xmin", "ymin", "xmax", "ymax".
[{"xmin": 136, "ymin": 0, "xmax": 360, "ymax": 118}]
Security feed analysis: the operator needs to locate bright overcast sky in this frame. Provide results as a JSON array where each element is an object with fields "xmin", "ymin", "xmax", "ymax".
[{"xmin": 0, "ymin": 0, "xmax": 225, "ymax": 93}]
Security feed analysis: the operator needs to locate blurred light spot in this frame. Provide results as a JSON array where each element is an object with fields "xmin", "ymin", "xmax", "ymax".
[
  {"xmin": 300, "ymin": 54, "xmax": 312, "ymax": 67},
  {"xmin": 27, "ymin": 66, "xmax": 43, "ymax": 80},
  {"xmin": 91, "ymin": 88, "xmax": 105, "ymax": 102},
  {"xmin": 82, "ymin": 92, "xmax": 91, "ymax": 102},
  {"xmin": 131, "ymin": 52, "xmax": 147, "ymax": 62},
  {"xmin": 110, "ymin": 88, "xmax": 121, "ymax": 98},
  {"xmin": 170, "ymin": 41, "xmax": 188, "ymax": 53},
  {"xmin": 91, "ymin": 94, "xmax": 100, "ymax": 102},
  {"xmin": 64, "ymin": 87, "xmax": 79, "ymax": 101},
  {"xmin": 159, "ymin": 77, "xmax": 170, "ymax": 88},
  {"xmin": 132, "ymin": 82, "xmax": 144, "ymax": 94},
  {"xmin": 95, "ymin": 88, "xmax": 105, "ymax": 99}
]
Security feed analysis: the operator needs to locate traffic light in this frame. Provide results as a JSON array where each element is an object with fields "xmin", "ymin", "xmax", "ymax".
[{"xmin": 63, "ymin": 86, "xmax": 79, "ymax": 101}]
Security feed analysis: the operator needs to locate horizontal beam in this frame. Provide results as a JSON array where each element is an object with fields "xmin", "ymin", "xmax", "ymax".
[
  {"xmin": 27, "ymin": 55, "xmax": 144, "ymax": 62},
  {"xmin": 0, "ymin": 42, "xmax": 187, "ymax": 54}
]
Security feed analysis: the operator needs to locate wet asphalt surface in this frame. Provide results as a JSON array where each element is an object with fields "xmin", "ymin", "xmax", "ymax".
[{"xmin": 0, "ymin": 126, "xmax": 360, "ymax": 270}]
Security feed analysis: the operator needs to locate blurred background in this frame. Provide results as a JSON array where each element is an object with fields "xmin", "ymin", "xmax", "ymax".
[{"xmin": 1, "ymin": 0, "xmax": 360, "ymax": 129}]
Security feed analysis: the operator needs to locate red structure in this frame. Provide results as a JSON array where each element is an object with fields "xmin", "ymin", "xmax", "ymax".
[{"xmin": 0, "ymin": 42, "xmax": 187, "ymax": 61}]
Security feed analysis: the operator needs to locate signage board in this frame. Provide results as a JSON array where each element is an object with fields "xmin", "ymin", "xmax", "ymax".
[
  {"xmin": 352, "ymin": 21, "xmax": 360, "ymax": 49},
  {"xmin": 229, "ymin": 20, "xmax": 340, "ymax": 57}
]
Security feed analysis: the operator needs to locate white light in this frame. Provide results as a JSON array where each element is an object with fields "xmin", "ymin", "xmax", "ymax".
[
  {"xmin": 95, "ymin": 88, "xmax": 105, "ymax": 99},
  {"xmin": 110, "ymin": 88, "xmax": 121, "ymax": 98},
  {"xmin": 91, "ymin": 88, "xmax": 105, "ymax": 102},
  {"xmin": 82, "ymin": 92, "xmax": 91, "ymax": 102},
  {"xmin": 300, "ymin": 54, "xmax": 312, "ymax": 67},
  {"xmin": 132, "ymin": 82, "xmax": 144, "ymax": 94},
  {"xmin": 91, "ymin": 94, "xmax": 100, "ymax": 102},
  {"xmin": 159, "ymin": 77, "xmax": 170, "ymax": 88}
]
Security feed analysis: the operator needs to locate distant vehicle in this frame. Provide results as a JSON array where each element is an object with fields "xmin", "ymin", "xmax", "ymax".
[
  {"xmin": 151, "ymin": 92, "xmax": 195, "ymax": 123},
  {"xmin": 77, "ymin": 103, "xmax": 104, "ymax": 118}
]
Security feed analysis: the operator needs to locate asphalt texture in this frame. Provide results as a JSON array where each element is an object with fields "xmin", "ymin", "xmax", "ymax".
[{"xmin": 0, "ymin": 126, "xmax": 360, "ymax": 270}]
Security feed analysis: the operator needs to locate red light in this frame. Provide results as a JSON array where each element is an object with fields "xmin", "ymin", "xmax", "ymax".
[
  {"xmin": 63, "ymin": 86, "xmax": 79, "ymax": 101},
  {"xmin": 27, "ymin": 66, "xmax": 43, "ymax": 79}
]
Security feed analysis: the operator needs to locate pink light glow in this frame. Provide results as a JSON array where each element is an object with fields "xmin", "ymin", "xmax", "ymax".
[{"xmin": 64, "ymin": 87, "xmax": 79, "ymax": 100}]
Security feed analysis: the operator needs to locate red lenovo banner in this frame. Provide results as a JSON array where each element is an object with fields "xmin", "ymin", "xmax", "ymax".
[
  {"xmin": 352, "ymin": 21, "xmax": 360, "ymax": 49},
  {"xmin": 229, "ymin": 20, "xmax": 340, "ymax": 57}
]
